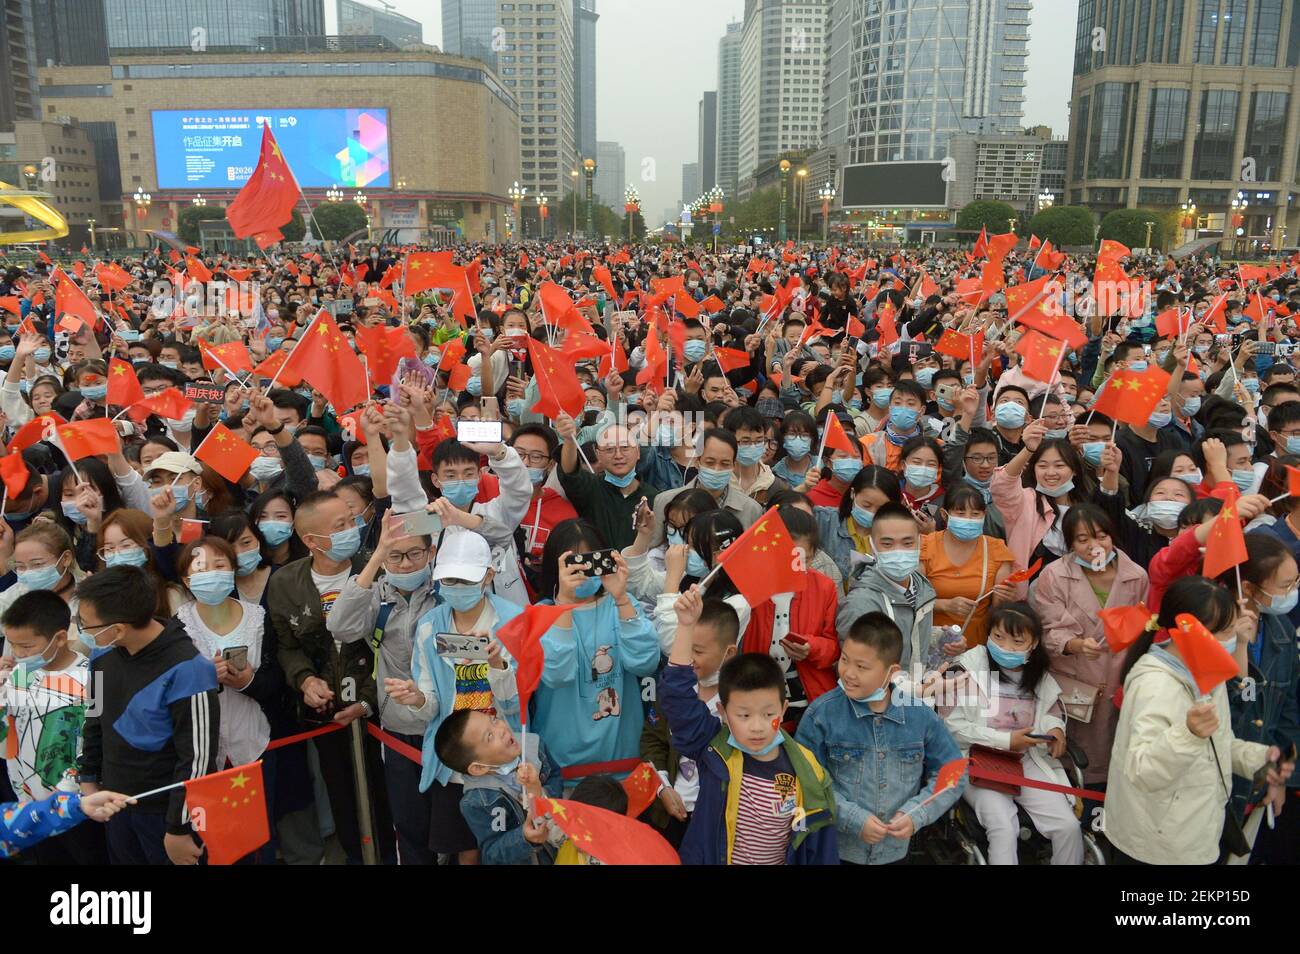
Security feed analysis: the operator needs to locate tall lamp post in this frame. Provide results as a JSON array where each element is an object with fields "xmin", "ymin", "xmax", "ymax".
[
  {"xmin": 508, "ymin": 180, "xmax": 527, "ymax": 241},
  {"xmin": 707, "ymin": 186, "xmax": 724, "ymax": 252},
  {"xmin": 778, "ymin": 160, "xmax": 791, "ymax": 243},
  {"xmin": 569, "ymin": 169, "xmax": 579, "ymax": 236},
  {"xmin": 327, "ymin": 185, "xmax": 344, "ymax": 203},
  {"xmin": 818, "ymin": 183, "xmax": 836, "ymax": 243},
  {"xmin": 1229, "ymin": 190, "xmax": 1248, "ymax": 255},
  {"xmin": 535, "ymin": 194, "xmax": 548, "ymax": 240},
  {"xmin": 582, "ymin": 158, "xmax": 596, "ymax": 238},
  {"xmin": 624, "ymin": 184, "xmax": 641, "ymax": 241},
  {"xmin": 795, "ymin": 168, "xmax": 807, "ymax": 243},
  {"xmin": 1180, "ymin": 199, "xmax": 1197, "ymax": 246},
  {"xmin": 86, "ymin": 217, "xmax": 96, "ymax": 249},
  {"xmin": 133, "ymin": 187, "xmax": 152, "ymax": 245}
]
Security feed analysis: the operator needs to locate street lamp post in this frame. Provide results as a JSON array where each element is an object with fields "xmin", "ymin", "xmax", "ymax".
[
  {"xmin": 508, "ymin": 181, "xmax": 526, "ymax": 240},
  {"xmin": 86, "ymin": 217, "xmax": 96, "ymax": 249},
  {"xmin": 624, "ymin": 184, "xmax": 641, "ymax": 242},
  {"xmin": 818, "ymin": 183, "xmax": 836, "ymax": 243},
  {"xmin": 1144, "ymin": 220, "xmax": 1154, "ymax": 252},
  {"xmin": 582, "ymin": 158, "xmax": 596, "ymax": 239},
  {"xmin": 707, "ymin": 186, "xmax": 724, "ymax": 253},
  {"xmin": 795, "ymin": 168, "xmax": 807, "ymax": 243},
  {"xmin": 1229, "ymin": 190, "xmax": 1248, "ymax": 255},
  {"xmin": 327, "ymin": 185, "xmax": 344, "ymax": 203},
  {"xmin": 1037, "ymin": 191, "xmax": 1054, "ymax": 213},
  {"xmin": 133, "ymin": 187, "xmax": 152, "ymax": 245},
  {"xmin": 535, "ymin": 194, "xmax": 548, "ymax": 240},
  {"xmin": 569, "ymin": 169, "xmax": 579, "ymax": 236},
  {"xmin": 192, "ymin": 194, "xmax": 207, "ymax": 208},
  {"xmin": 778, "ymin": 160, "xmax": 791, "ymax": 243},
  {"xmin": 1180, "ymin": 199, "xmax": 1197, "ymax": 246}
]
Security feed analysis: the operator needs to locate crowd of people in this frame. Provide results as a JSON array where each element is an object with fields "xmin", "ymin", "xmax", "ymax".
[{"xmin": 0, "ymin": 233, "xmax": 1294, "ymax": 867}]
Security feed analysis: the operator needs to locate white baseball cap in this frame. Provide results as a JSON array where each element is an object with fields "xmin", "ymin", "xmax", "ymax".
[
  {"xmin": 145, "ymin": 451, "xmax": 202, "ymax": 477},
  {"xmin": 432, "ymin": 528, "xmax": 491, "ymax": 583}
]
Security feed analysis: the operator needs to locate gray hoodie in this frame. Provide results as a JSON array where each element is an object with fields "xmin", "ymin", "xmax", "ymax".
[{"xmin": 836, "ymin": 561, "xmax": 937, "ymax": 676}]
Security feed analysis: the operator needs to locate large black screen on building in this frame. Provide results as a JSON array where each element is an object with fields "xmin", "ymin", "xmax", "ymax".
[{"xmin": 841, "ymin": 162, "xmax": 948, "ymax": 208}]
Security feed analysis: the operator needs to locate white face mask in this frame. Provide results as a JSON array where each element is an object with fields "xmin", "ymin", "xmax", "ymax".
[{"xmin": 170, "ymin": 408, "xmax": 197, "ymax": 432}]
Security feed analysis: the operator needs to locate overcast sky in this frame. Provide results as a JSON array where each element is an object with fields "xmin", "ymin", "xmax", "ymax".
[{"xmin": 342, "ymin": 0, "xmax": 1079, "ymax": 226}]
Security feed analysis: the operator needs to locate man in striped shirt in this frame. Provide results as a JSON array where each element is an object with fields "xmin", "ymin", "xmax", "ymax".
[{"xmin": 75, "ymin": 567, "xmax": 220, "ymax": 866}]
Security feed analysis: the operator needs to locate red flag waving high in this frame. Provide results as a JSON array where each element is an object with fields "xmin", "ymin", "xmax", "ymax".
[
  {"xmin": 821, "ymin": 412, "xmax": 858, "ymax": 457},
  {"xmin": 621, "ymin": 762, "xmax": 663, "ymax": 818},
  {"xmin": 1171, "ymin": 614, "xmax": 1240, "ymax": 695},
  {"xmin": 52, "ymin": 268, "xmax": 98, "ymax": 329},
  {"xmin": 195, "ymin": 423, "xmax": 260, "ymax": 483},
  {"xmin": 8, "ymin": 413, "xmax": 64, "ymax": 454},
  {"xmin": 1092, "ymin": 366, "xmax": 1172, "ymax": 428},
  {"xmin": 493, "ymin": 602, "xmax": 577, "ymax": 718},
  {"xmin": 715, "ymin": 507, "xmax": 807, "ymax": 607},
  {"xmin": 533, "ymin": 796, "xmax": 679, "ymax": 865},
  {"xmin": 354, "ymin": 323, "xmax": 416, "ymax": 384},
  {"xmin": 56, "ymin": 418, "xmax": 120, "ymax": 460},
  {"xmin": 184, "ymin": 761, "xmax": 271, "ymax": 865},
  {"xmin": 282, "ymin": 310, "xmax": 370, "ymax": 413},
  {"xmin": 1014, "ymin": 306, "xmax": 1088, "ymax": 350},
  {"xmin": 1014, "ymin": 329, "xmax": 1068, "ymax": 383},
  {"xmin": 199, "ymin": 339, "xmax": 253, "ymax": 376},
  {"xmin": 935, "ymin": 329, "xmax": 985, "ymax": 363},
  {"xmin": 0, "ymin": 453, "xmax": 29, "ymax": 499},
  {"xmin": 1201, "ymin": 495, "xmax": 1248, "ymax": 580},
  {"xmin": 107, "ymin": 357, "xmax": 144, "ymax": 408},
  {"xmin": 526, "ymin": 336, "xmax": 585, "ymax": 420},
  {"xmin": 226, "ymin": 125, "xmax": 300, "ymax": 240}
]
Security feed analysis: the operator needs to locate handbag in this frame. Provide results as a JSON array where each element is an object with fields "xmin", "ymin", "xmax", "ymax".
[
  {"xmin": 1053, "ymin": 671, "xmax": 1103, "ymax": 723},
  {"xmin": 1209, "ymin": 737, "xmax": 1252, "ymax": 858}
]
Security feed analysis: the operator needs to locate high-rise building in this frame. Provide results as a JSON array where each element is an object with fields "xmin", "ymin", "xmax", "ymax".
[
  {"xmin": 573, "ymin": 0, "xmax": 597, "ymax": 160},
  {"xmin": 822, "ymin": 0, "xmax": 1029, "ymax": 166},
  {"xmin": 681, "ymin": 160, "xmax": 700, "ymax": 206},
  {"xmin": 1068, "ymin": 0, "xmax": 1300, "ymax": 250},
  {"xmin": 33, "ymin": 0, "xmax": 109, "ymax": 66},
  {"xmin": 715, "ymin": 21, "xmax": 742, "ymax": 198},
  {"xmin": 736, "ymin": 0, "xmax": 827, "ymax": 188},
  {"xmin": 498, "ymin": 0, "xmax": 577, "ymax": 234},
  {"xmin": 0, "ymin": 0, "xmax": 39, "ymax": 129},
  {"xmin": 103, "ymin": 0, "xmax": 326, "ymax": 52},
  {"xmin": 594, "ymin": 140, "xmax": 624, "ymax": 209},
  {"xmin": 337, "ymin": 0, "xmax": 423, "ymax": 47},
  {"xmin": 442, "ymin": 0, "xmax": 499, "ymax": 68},
  {"xmin": 698, "ymin": 91, "xmax": 717, "ymax": 191}
]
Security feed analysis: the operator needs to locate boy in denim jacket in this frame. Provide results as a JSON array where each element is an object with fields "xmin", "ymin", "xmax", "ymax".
[
  {"xmin": 434, "ymin": 709, "xmax": 563, "ymax": 865},
  {"xmin": 796, "ymin": 612, "xmax": 965, "ymax": 864}
]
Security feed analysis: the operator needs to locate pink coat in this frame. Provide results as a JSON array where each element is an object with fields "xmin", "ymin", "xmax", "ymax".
[{"xmin": 1031, "ymin": 550, "xmax": 1149, "ymax": 783}]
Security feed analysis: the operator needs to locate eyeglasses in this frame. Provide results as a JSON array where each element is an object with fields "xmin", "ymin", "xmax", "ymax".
[
  {"xmin": 97, "ymin": 543, "xmax": 143, "ymax": 560},
  {"xmin": 252, "ymin": 445, "xmax": 281, "ymax": 458},
  {"xmin": 13, "ymin": 558, "xmax": 59, "ymax": 573},
  {"xmin": 142, "ymin": 385, "xmax": 170, "ymax": 397},
  {"xmin": 386, "ymin": 547, "xmax": 429, "ymax": 568},
  {"xmin": 964, "ymin": 454, "xmax": 998, "ymax": 466},
  {"xmin": 516, "ymin": 451, "xmax": 552, "ymax": 465}
]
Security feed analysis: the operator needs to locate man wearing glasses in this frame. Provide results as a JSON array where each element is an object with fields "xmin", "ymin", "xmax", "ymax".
[{"xmin": 507, "ymin": 423, "xmax": 577, "ymax": 589}]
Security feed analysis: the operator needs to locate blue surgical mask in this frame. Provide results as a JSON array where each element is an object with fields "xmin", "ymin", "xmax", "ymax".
[
  {"xmin": 1243, "ymin": 378, "xmax": 1260, "ymax": 395},
  {"xmin": 832, "ymin": 457, "xmax": 863, "ymax": 482},
  {"xmin": 188, "ymin": 570, "xmax": 235, "ymax": 606},
  {"xmin": 727, "ymin": 730, "xmax": 785, "ymax": 758},
  {"xmin": 889, "ymin": 405, "xmax": 919, "ymax": 431},
  {"xmin": 872, "ymin": 387, "xmax": 893, "ymax": 409},
  {"xmin": 1232, "ymin": 469, "xmax": 1256, "ymax": 493},
  {"xmin": 266, "ymin": 336, "xmax": 284, "ymax": 352},
  {"xmin": 60, "ymin": 501, "xmax": 87, "ymax": 525},
  {"xmin": 737, "ymin": 443, "xmax": 765, "ymax": 467},
  {"xmin": 0, "ymin": 345, "xmax": 14, "ymax": 362},
  {"xmin": 105, "ymin": 546, "xmax": 148, "ymax": 568},
  {"xmin": 839, "ymin": 677, "xmax": 891, "ymax": 705},
  {"xmin": 423, "ymin": 352, "xmax": 440, "ymax": 367},
  {"xmin": 12, "ymin": 641, "xmax": 54, "ymax": 675},
  {"xmin": 604, "ymin": 469, "xmax": 636, "ymax": 489},
  {"xmin": 1044, "ymin": 428, "xmax": 1068, "ymax": 441},
  {"xmin": 16, "ymin": 560, "xmax": 67, "ymax": 592},
  {"xmin": 783, "ymin": 435, "xmax": 811, "ymax": 459},
  {"xmin": 507, "ymin": 398, "xmax": 526, "ymax": 419},
  {"xmin": 574, "ymin": 576, "xmax": 603, "ymax": 599},
  {"xmin": 353, "ymin": 464, "xmax": 371, "ymax": 478},
  {"xmin": 666, "ymin": 529, "xmax": 685, "ymax": 548},
  {"xmin": 527, "ymin": 467, "xmax": 547, "ymax": 485},
  {"xmin": 160, "ymin": 360, "xmax": 179, "ymax": 370},
  {"xmin": 915, "ymin": 367, "xmax": 936, "ymax": 389},
  {"xmin": 686, "ymin": 549, "xmax": 708, "ymax": 577},
  {"xmin": 80, "ymin": 384, "xmax": 107, "ymax": 401},
  {"xmin": 1177, "ymin": 469, "xmax": 1203, "ymax": 486},
  {"xmin": 249, "ymin": 456, "xmax": 283, "ymax": 482},
  {"xmin": 1128, "ymin": 360, "xmax": 1148, "ymax": 373},
  {"xmin": 696, "ymin": 467, "xmax": 732, "ymax": 491},
  {"xmin": 986, "ymin": 640, "xmax": 1028, "ymax": 668},
  {"xmin": 308, "ymin": 455, "xmax": 329, "ymax": 471},
  {"xmin": 1082, "ymin": 441, "xmax": 1106, "ymax": 466},
  {"xmin": 1148, "ymin": 411, "xmax": 1171, "ymax": 429},
  {"xmin": 440, "ymin": 582, "xmax": 486, "ymax": 611},
  {"xmin": 1145, "ymin": 500, "xmax": 1186, "ymax": 530},
  {"xmin": 386, "ymin": 564, "xmax": 431, "ymax": 592},
  {"xmin": 1074, "ymin": 549, "xmax": 1117, "ymax": 569},
  {"xmin": 937, "ymin": 396, "xmax": 955, "ymax": 412},
  {"xmin": 963, "ymin": 474, "xmax": 992, "ymax": 502},
  {"xmin": 1261, "ymin": 587, "xmax": 1298, "ymax": 616},
  {"xmin": 466, "ymin": 375, "xmax": 483, "ymax": 397},
  {"xmin": 1286, "ymin": 435, "xmax": 1300, "ymax": 456},
  {"xmin": 947, "ymin": 515, "xmax": 984, "ymax": 540},
  {"xmin": 150, "ymin": 484, "xmax": 190, "ymax": 512},
  {"xmin": 876, "ymin": 548, "xmax": 919, "ymax": 581},
  {"xmin": 904, "ymin": 464, "xmax": 937, "ymax": 488},
  {"xmin": 319, "ymin": 526, "xmax": 361, "ymax": 562},
  {"xmin": 962, "ymin": 374, "xmax": 975, "ymax": 387},
  {"xmin": 849, "ymin": 396, "xmax": 863, "ymax": 411},
  {"xmin": 441, "ymin": 479, "xmax": 479, "ymax": 507},
  {"xmin": 1182, "ymin": 396, "xmax": 1201, "ymax": 417},
  {"xmin": 851, "ymin": 505, "xmax": 874, "ymax": 529},
  {"xmin": 995, "ymin": 402, "xmax": 1027, "ymax": 428},
  {"xmin": 1035, "ymin": 479, "xmax": 1074, "ymax": 498},
  {"xmin": 684, "ymin": 340, "xmax": 707, "ymax": 362},
  {"xmin": 32, "ymin": 348, "xmax": 50, "ymax": 364},
  {"xmin": 236, "ymin": 549, "xmax": 262, "ymax": 576},
  {"xmin": 258, "ymin": 519, "xmax": 294, "ymax": 546}
]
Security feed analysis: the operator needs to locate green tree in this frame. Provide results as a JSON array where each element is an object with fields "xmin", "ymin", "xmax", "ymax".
[
  {"xmin": 956, "ymin": 200, "xmax": 1018, "ymax": 235},
  {"xmin": 725, "ymin": 188, "xmax": 783, "ymax": 237},
  {"xmin": 309, "ymin": 202, "xmax": 368, "ymax": 241},
  {"xmin": 1099, "ymin": 208, "xmax": 1169, "ymax": 251},
  {"xmin": 1027, "ymin": 205, "xmax": 1096, "ymax": 248},
  {"xmin": 279, "ymin": 210, "xmax": 306, "ymax": 243},
  {"xmin": 178, "ymin": 205, "xmax": 227, "ymax": 246}
]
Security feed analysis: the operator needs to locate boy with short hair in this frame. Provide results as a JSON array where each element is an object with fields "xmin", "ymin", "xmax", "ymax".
[
  {"xmin": 640, "ymin": 597, "xmax": 738, "ymax": 838},
  {"xmin": 434, "ymin": 708, "xmax": 563, "ymax": 865},
  {"xmin": 797, "ymin": 612, "xmax": 966, "ymax": 865},
  {"xmin": 0, "ymin": 591, "xmax": 103, "ymax": 863},
  {"xmin": 658, "ymin": 586, "xmax": 837, "ymax": 865}
]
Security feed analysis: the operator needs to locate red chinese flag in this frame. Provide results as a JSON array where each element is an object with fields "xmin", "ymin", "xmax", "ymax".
[
  {"xmin": 877, "ymin": 307, "xmax": 899, "ymax": 349},
  {"xmin": 0, "ymin": 296, "xmax": 20, "ymax": 316},
  {"xmin": 533, "ymin": 796, "xmax": 679, "ymax": 865},
  {"xmin": 283, "ymin": 311, "xmax": 370, "ymax": 413},
  {"xmin": 972, "ymin": 227, "xmax": 988, "ymax": 258},
  {"xmin": 636, "ymin": 329, "xmax": 667, "ymax": 387},
  {"xmin": 56, "ymin": 418, "xmax": 120, "ymax": 460},
  {"xmin": 354, "ymin": 323, "xmax": 416, "ymax": 384},
  {"xmin": 621, "ymin": 762, "xmax": 663, "ymax": 818},
  {"xmin": 226, "ymin": 267, "xmax": 252, "ymax": 283},
  {"xmin": 252, "ymin": 349, "xmax": 302, "ymax": 388},
  {"xmin": 1243, "ymin": 293, "xmax": 1270, "ymax": 324},
  {"xmin": 199, "ymin": 339, "xmax": 253, "ymax": 375},
  {"xmin": 1015, "ymin": 306, "xmax": 1088, "ymax": 350},
  {"xmin": 1201, "ymin": 497, "xmax": 1248, "ymax": 580},
  {"xmin": 1092, "ymin": 366, "xmax": 1172, "ymax": 428},
  {"xmin": 537, "ymin": 282, "xmax": 593, "ymax": 334},
  {"xmin": 186, "ymin": 257, "xmax": 213, "ymax": 285},
  {"xmin": 674, "ymin": 290, "xmax": 702, "ymax": 319},
  {"xmin": 935, "ymin": 329, "xmax": 984, "ymax": 363},
  {"xmin": 561, "ymin": 332, "xmax": 611, "ymax": 362},
  {"xmin": 196, "ymin": 423, "xmax": 260, "ymax": 483},
  {"xmin": 0, "ymin": 453, "xmax": 29, "ymax": 498},
  {"xmin": 8, "ymin": 413, "xmax": 64, "ymax": 454},
  {"xmin": 700, "ymin": 294, "xmax": 725, "ymax": 314},
  {"xmin": 598, "ymin": 340, "xmax": 629, "ymax": 379},
  {"xmin": 1286, "ymin": 465, "xmax": 1300, "ymax": 498},
  {"xmin": 821, "ymin": 412, "xmax": 857, "ymax": 457},
  {"xmin": 527, "ymin": 337, "xmax": 585, "ymax": 420},
  {"xmin": 1098, "ymin": 604, "xmax": 1155, "ymax": 653},
  {"xmin": 107, "ymin": 358, "xmax": 144, "ymax": 408},
  {"xmin": 94, "ymin": 262, "xmax": 132, "ymax": 293},
  {"xmin": 1200, "ymin": 293, "xmax": 1229, "ymax": 333},
  {"xmin": 1014, "ymin": 329, "xmax": 1068, "ymax": 383},
  {"xmin": 1171, "ymin": 614, "xmax": 1240, "ymax": 695},
  {"xmin": 1155, "ymin": 308, "xmax": 1191, "ymax": 338},
  {"xmin": 226, "ymin": 125, "xmax": 300, "ymax": 240},
  {"xmin": 715, "ymin": 507, "xmax": 807, "ymax": 607},
  {"xmin": 713, "ymin": 347, "xmax": 750, "ymax": 375},
  {"xmin": 591, "ymin": 264, "xmax": 617, "ymax": 303},
  {"xmin": 1098, "ymin": 239, "xmax": 1130, "ymax": 262},
  {"xmin": 1028, "ymin": 234, "xmax": 1042, "ymax": 251},
  {"xmin": 436, "ymin": 338, "xmax": 467, "ymax": 375},
  {"xmin": 1004, "ymin": 274, "xmax": 1052, "ymax": 320},
  {"xmin": 184, "ymin": 761, "xmax": 270, "ymax": 865},
  {"xmin": 446, "ymin": 363, "xmax": 472, "ymax": 393},
  {"xmin": 1238, "ymin": 264, "xmax": 1267, "ymax": 284},
  {"xmin": 666, "ymin": 320, "xmax": 688, "ymax": 364},
  {"xmin": 979, "ymin": 260, "xmax": 1005, "ymax": 295},
  {"xmin": 179, "ymin": 518, "xmax": 206, "ymax": 544},
  {"xmin": 933, "ymin": 757, "xmax": 969, "ymax": 796},
  {"xmin": 986, "ymin": 231, "xmax": 1018, "ymax": 263},
  {"xmin": 494, "ymin": 603, "xmax": 575, "ymax": 718},
  {"xmin": 135, "ymin": 386, "xmax": 194, "ymax": 422},
  {"xmin": 402, "ymin": 252, "xmax": 441, "ymax": 295},
  {"xmin": 53, "ymin": 268, "xmax": 98, "ymax": 329},
  {"xmin": 1003, "ymin": 558, "xmax": 1043, "ymax": 586}
]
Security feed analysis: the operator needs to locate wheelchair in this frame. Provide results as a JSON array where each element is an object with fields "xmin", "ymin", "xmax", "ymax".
[{"xmin": 912, "ymin": 738, "xmax": 1106, "ymax": 865}]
